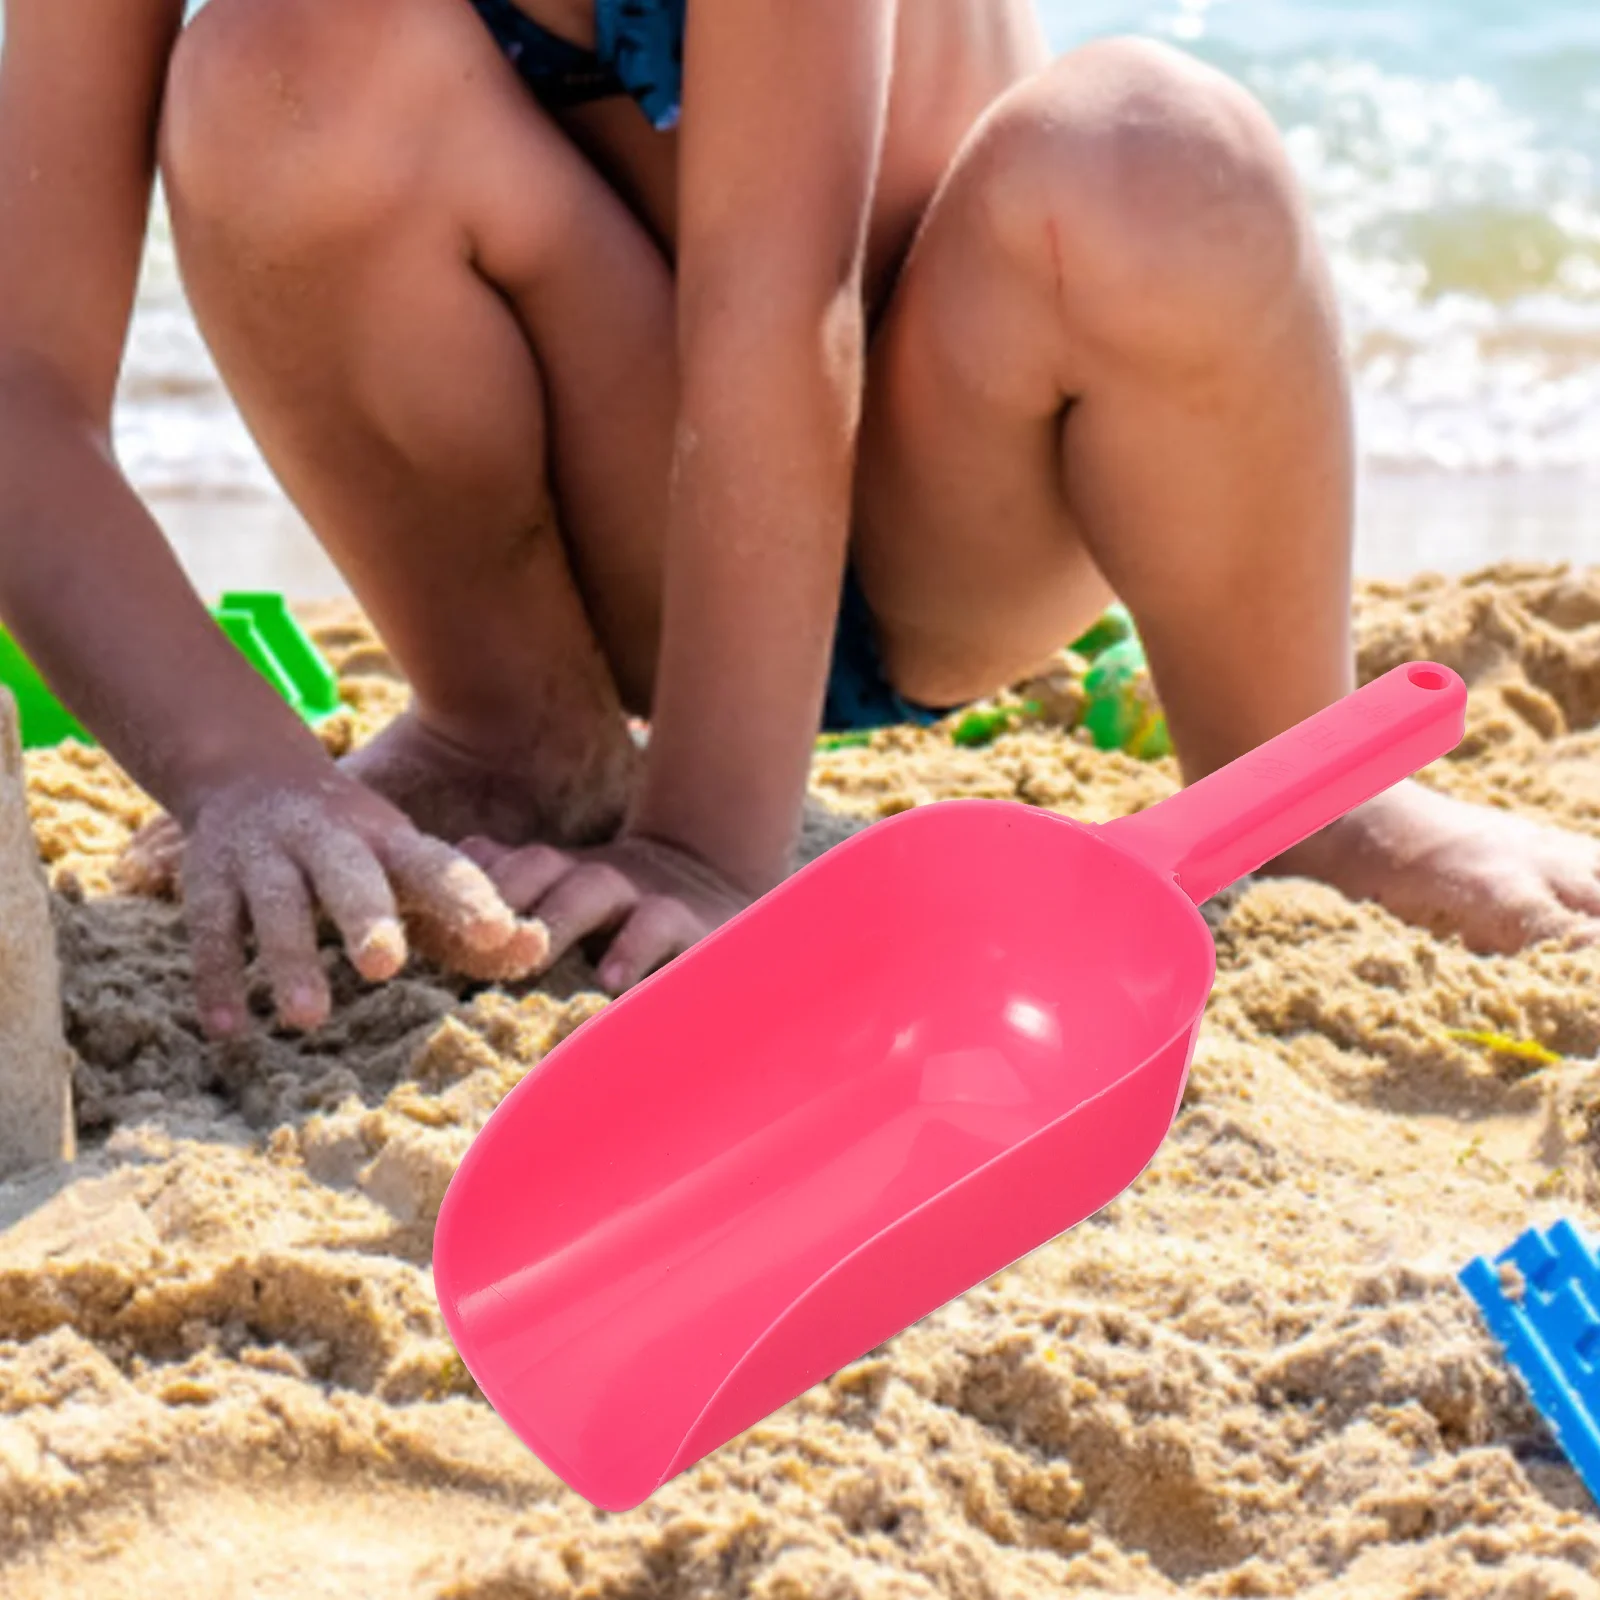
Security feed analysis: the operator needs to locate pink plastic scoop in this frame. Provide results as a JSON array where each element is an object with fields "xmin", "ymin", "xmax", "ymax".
[{"xmin": 433, "ymin": 662, "xmax": 1467, "ymax": 1509}]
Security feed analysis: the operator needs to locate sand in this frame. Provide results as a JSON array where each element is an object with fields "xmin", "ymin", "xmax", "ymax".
[
  {"xmin": 0, "ymin": 689, "xmax": 74, "ymax": 1174},
  {"xmin": 2, "ymin": 562, "xmax": 1600, "ymax": 1598}
]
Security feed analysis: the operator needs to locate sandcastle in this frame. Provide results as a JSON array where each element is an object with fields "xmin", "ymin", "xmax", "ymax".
[{"xmin": 0, "ymin": 686, "xmax": 74, "ymax": 1176}]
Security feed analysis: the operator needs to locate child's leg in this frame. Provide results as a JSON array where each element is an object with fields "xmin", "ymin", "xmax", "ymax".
[
  {"xmin": 855, "ymin": 38, "xmax": 1600, "ymax": 953},
  {"xmin": 158, "ymin": 0, "xmax": 673, "ymax": 846}
]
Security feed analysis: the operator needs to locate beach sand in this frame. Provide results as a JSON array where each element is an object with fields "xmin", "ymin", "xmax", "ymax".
[{"xmin": 2, "ymin": 562, "xmax": 1599, "ymax": 1598}]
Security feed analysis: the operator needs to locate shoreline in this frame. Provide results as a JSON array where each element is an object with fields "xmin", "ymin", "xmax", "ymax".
[{"xmin": 145, "ymin": 465, "xmax": 1600, "ymax": 606}]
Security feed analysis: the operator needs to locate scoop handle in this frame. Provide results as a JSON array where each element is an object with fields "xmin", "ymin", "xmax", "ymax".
[{"xmin": 1100, "ymin": 662, "xmax": 1467, "ymax": 906}]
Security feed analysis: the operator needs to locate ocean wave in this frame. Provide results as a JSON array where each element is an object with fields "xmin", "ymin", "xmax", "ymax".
[{"xmin": 1261, "ymin": 58, "xmax": 1600, "ymax": 471}]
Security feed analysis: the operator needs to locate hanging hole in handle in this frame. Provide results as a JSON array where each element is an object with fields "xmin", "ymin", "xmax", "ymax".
[{"xmin": 1407, "ymin": 665, "xmax": 1450, "ymax": 691}]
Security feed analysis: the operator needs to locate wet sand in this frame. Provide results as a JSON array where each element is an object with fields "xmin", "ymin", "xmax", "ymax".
[{"xmin": 2, "ymin": 563, "xmax": 1600, "ymax": 1597}]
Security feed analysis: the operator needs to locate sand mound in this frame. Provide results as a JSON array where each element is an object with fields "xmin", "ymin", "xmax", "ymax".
[{"xmin": 3, "ymin": 564, "xmax": 1600, "ymax": 1598}]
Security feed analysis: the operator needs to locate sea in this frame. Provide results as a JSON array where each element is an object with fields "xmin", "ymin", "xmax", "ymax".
[{"xmin": 13, "ymin": 0, "xmax": 1600, "ymax": 592}]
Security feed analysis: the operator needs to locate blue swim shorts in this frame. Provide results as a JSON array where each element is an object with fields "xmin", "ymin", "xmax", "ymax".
[{"xmin": 821, "ymin": 568, "xmax": 965, "ymax": 733}]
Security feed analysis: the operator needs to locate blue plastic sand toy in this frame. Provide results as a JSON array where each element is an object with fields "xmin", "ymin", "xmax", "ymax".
[{"xmin": 1460, "ymin": 1218, "xmax": 1600, "ymax": 1502}]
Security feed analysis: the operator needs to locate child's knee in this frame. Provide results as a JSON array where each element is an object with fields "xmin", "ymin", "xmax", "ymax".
[
  {"xmin": 159, "ymin": 0, "xmax": 470, "ymax": 255},
  {"xmin": 975, "ymin": 38, "xmax": 1311, "ymax": 363}
]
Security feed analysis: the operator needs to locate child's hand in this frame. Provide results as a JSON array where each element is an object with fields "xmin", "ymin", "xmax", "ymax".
[
  {"xmin": 121, "ymin": 768, "xmax": 549, "ymax": 1038},
  {"xmin": 460, "ymin": 832, "xmax": 754, "ymax": 994}
]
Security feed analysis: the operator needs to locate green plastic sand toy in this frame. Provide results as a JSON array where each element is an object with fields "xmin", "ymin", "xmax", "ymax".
[
  {"xmin": 0, "ymin": 591, "xmax": 341, "ymax": 750},
  {"xmin": 1082, "ymin": 635, "xmax": 1172, "ymax": 760},
  {"xmin": 0, "ymin": 628, "xmax": 89, "ymax": 749},
  {"xmin": 213, "ymin": 591, "xmax": 341, "ymax": 725},
  {"xmin": 1067, "ymin": 601, "xmax": 1135, "ymax": 662}
]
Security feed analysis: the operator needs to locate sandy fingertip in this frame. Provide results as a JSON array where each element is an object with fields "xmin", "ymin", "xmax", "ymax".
[
  {"xmin": 470, "ymin": 918, "xmax": 553, "ymax": 982},
  {"xmin": 435, "ymin": 859, "xmax": 521, "ymax": 952},
  {"xmin": 280, "ymin": 980, "xmax": 332, "ymax": 1033},
  {"xmin": 203, "ymin": 1006, "xmax": 243, "ymax": 1040},
  {"xmin": 352, "ymin": 916, "xmax": 409, "ymax": 979},
  {"xmin": 384, "ymin": 837, "xmax": 521, "ymax": 953},
  {"xmin": 508, "ymin": 917, "xmax": 553, "ymax": 977}
]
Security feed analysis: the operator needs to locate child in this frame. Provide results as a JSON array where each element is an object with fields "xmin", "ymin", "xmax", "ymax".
[{"xmin": 1, "ymin": 0, "xmax": 1595, "ymax": 1040}]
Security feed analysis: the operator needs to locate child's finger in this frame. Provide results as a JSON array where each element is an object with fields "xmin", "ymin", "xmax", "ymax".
[
  {"xmin": 595, "ymin": 895, "xmax": 701, "ymax": 994},
  {"xmin": 241, "ymin": 853, "xmax": 331, "ymax": 1032},
  {"xmin": 113, "ymin": 814, "xmax": 184, "ymax": 897},
  {"xmin": 1555, "ymin": 869, "xmax": 1600, "ymax": 919},
  {"xmin": 294, "ymin": 830, "xmax": 408, "ymax": 983},
  {"xmin": 377, "ymin": 830, "xmax": 521, "ymax": 953},
  {"xmin": 487, "ymin": 844, "xmax": 572, "ymax": 913},
  {"xmin": 458, "ymin": 835, "xmax": 513, "ymax": 870},
  {"xmin": 410, "ymin": 917, "xmax": 551, "ymax": 984},
  {"xmin": 531, "ymin": 862, "xmax": 640, "ymax": 971},
  {"xmin": 184, "ymin": 868, "xmax": 250, "ymax": 1040}
]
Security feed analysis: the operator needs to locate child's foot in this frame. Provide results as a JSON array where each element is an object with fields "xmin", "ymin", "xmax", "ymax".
[
  {"xmin": 339, "ymin": 707, "xmax": 639, "ymax": 850},
  {"xmin": 1269, "ymin": 779, "xmax": 1600, "ymax": 954}
]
